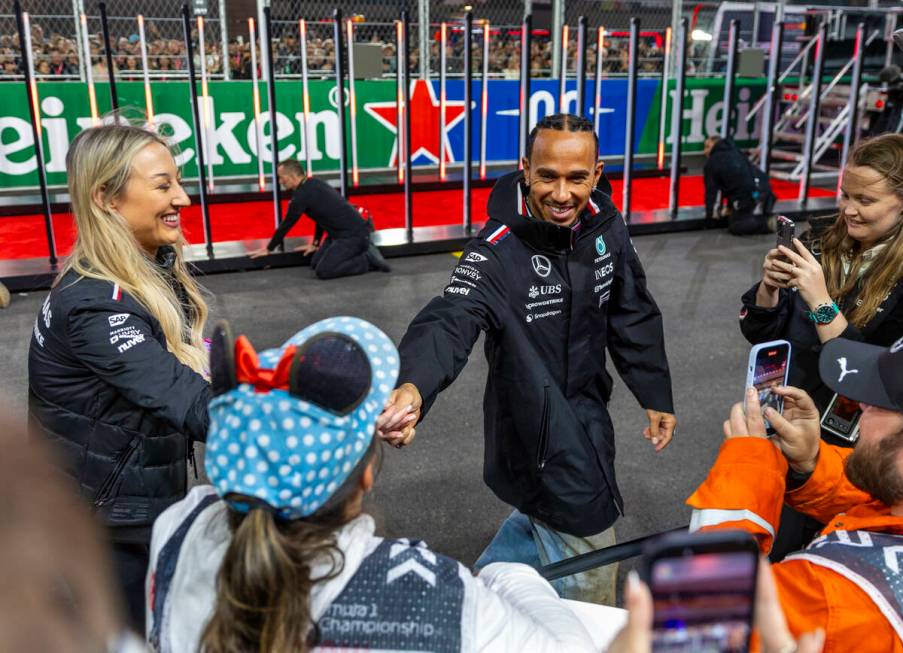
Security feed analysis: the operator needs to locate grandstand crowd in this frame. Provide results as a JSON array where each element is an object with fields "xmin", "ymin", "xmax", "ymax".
[{"xmin": 0, "ymin": 18, "xmax": 670, "ymax": 80}]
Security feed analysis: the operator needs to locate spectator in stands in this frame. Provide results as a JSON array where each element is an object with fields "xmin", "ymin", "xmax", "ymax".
[
  {"xmin": 250, "ymin": 159, "xmax": 391, "ymax": 277},
  {"xmin": 703, "ymin": 135, "xmax": 776, "ymax": 234},
  {"xmin": 688, "ymin": 334, "xmax": 903, "ymax": 652},
  {"xmin": 28, "ymin": 123, "xmax": 212, "ymax": 630},
  {"xmin": 147, "ymin": 317, "xmax": 600, "ymax": 652},
  {"xmin": 0, "ymin": 410, "xmax": 147, "ymax": 652},
  {"xmin": 740, "ymin": 133, "xmax": 903, "ymax": 556}
]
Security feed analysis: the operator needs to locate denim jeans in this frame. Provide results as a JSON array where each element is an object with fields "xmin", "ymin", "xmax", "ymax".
[{"xmin": 474, "ymin": 510, "xmax": 618, "ymax": 605}]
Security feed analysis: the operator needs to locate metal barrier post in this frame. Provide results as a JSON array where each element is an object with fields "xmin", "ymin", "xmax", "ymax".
[
  {"xmin": 840, "ymin": 22, "xmax": 866, "ymax": 195},
  {"xmin": 576, "ymin": 16, "xmax": 587, "ymax": 116},
  {"xmin": 263, "ymin": 6, "xmax": 282, "ymax": 230},
  {"xmin": 518, "ymin": 14, "xmax": 532, "ymax": 162},
  {"xmin": 137, "ymin": 15, "xmax": 154, "ymax": 127},
  {"xmin": 720, "ymin": 19, "xmax": 739, "ymax": 139},
  {"xmin": 346, "ymin": 19, "xmax": 359, "ymax": 187},
  {"xmin": 402, "ymin": 10, "xmax": 413, "ymax": 242},
  {"xmin": 198, "ymin": 16, "xmax": 215, "ymax": 191},
  {"xmin": 440, "ymin": 21, "xmax": 448, "ymax": 180},
  {"xmin": 593, "ymin": 25, "xmax": 604, "ymax": 144},
  {"xmin": 16, "ymin": 2, "xmax": 57, "ymax": 266},
  {"xmin": 558, "ymin": 24, "xmax": 569, "ymax": 113},
  {"xmin": 463, "ymin": 11, "xmax": 473, "ymax": 233},
  {"xmin": 799, "ymin": 22, "xmax": 826, "ymax": 204},
  {"xmin": 657, "ymin": 26, "xmax": 672, "ymax": 169},
  {"xmin": 759, "ymin": 20, "xmax": 784, "ymax": 176},
  {"xmin": 181, "ymin": 3, "xmax": 213, "ymax": 257},
  {"xmin": 248, "ymin": 18, "xmax": 265, "ymax": 191},
  {"xmin": 622, "ymin": 18, "xmax": 639, "ymax": 222},
  {"xmin": 98, "ymin": 2, "xmax": 118, "ymax": 112},
  {"xmin": 669, "ymin": 18, "xmax": 688, "ymax": 218},
  {"xmin": 299, "ymin": 19, "xmax": 313, "ymax": 176},
  {"xmin": 479, "ymin": 20, "xmax": 489, "ymax": 179},
  {"xmin": 333, "ymin": 8, "xmax": 348, "ymax": 197}
]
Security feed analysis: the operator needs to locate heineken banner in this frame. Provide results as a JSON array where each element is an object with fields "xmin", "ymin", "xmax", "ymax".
[{"xmin": 0, "ymin": 77, "xmax": 765, "ymax": 190}]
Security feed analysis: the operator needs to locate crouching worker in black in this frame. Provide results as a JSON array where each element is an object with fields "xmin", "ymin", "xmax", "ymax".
[
  {"xmin": 704, "ymin": 135, "xmax": 777, "ymax": 235},
  {"xmin": 250, "ymin": 159, "xmax": 390, "ymax": 277}
]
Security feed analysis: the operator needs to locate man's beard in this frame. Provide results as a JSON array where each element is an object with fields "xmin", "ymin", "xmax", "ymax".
[{"xmin": 845, "ymin": 434, "xmax": 903, "ymax": 506}]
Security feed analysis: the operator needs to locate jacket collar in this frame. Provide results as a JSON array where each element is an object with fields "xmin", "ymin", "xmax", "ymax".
[{"xmin": 486, "ymin": 171, "xmax": 617, "ymax": 253}]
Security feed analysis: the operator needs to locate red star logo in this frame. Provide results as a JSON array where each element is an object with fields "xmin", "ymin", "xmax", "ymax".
[{"xmin": 364, "ymin": 79, "xmax": 467, "ymax": 167}]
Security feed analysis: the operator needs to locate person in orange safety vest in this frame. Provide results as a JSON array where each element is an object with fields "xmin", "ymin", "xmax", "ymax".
[{"xmin": 687, "ymin": 335, "xmax": 903, "ymax": 652}]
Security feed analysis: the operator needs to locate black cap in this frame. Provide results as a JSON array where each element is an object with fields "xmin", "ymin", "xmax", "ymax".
[{"xmin": 819, "ymin": 337, "xmax": 903, "ymax": 412}]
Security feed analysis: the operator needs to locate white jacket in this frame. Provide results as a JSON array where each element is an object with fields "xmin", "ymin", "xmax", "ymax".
[{"xmin": 146, "ymin": 486, "xmax": 598, "ymax": 653}]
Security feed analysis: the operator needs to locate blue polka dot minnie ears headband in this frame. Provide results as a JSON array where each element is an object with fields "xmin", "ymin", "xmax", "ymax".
[{"xmin": 204, "ymin": 316, "xmax": 399, "ymax": 520}]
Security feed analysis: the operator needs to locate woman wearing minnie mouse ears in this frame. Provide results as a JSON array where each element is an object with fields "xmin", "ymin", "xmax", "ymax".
[{"xmin": 147, "ymin": 316, "xmax": 606, "ymax": 653}]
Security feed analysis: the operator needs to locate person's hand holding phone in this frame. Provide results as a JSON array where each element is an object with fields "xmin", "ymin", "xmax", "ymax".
[
  {"xmin": 762, "ymin": 385, "xmax": 821, "ymax": 474},
  {"xmin": 757, "ymin": 248, "xmax": 792, "ymax": 307},
  {"xmin": 724, "ymin": 387, "xmax": 768, "ymax": 440},
  {"xmin": 774, "ymin": 239, "xmax": 831, "ymax": 311}
]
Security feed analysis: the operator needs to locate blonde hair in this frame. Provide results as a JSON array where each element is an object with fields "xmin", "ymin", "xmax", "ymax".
[
  {"xmin": 822, "ymin": 133, "xmax": 903, "ymax": 328},
  {"xmin": 60, "ymin": 123, "xmax": 209, "ymax": 375}
]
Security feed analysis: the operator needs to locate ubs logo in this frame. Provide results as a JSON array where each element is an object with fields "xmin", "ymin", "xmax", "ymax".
[{"xmin": 532, "ymin": 255, "xmax": 552, "ymax": 278}]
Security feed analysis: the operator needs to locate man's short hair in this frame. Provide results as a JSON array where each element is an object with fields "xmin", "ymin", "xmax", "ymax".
[
  {"xmin": 525, "ymin": 113, "xmax": 599, "ymax": 161},
  {"xmin": 277, "ymin": 159, "xmax": 306, "ymax": 177}
]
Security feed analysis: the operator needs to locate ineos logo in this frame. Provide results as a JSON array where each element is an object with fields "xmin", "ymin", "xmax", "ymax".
[{"xmin": 532, "ymin": 255, "xmax": 551, "ymax": 278}]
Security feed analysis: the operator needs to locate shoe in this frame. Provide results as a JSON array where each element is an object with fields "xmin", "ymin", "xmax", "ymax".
[
  {"xmin": 366, "ymin": 243, "xmax": 391, "ymax": 272},
  {"xmin": 0, "ymin": 282, "xmax": 9, "ymax": 309}
]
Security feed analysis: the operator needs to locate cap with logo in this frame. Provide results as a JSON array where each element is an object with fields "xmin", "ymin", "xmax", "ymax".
[
  {"xmin": 819, "ymin": 336, "xmax": 903, "ymax": 412},
  {"xmin": 204, "ymin": 316, "xmax": 399, "ymax": 520}
]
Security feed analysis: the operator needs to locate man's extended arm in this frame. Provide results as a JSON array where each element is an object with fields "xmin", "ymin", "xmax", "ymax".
[{"xmin": 266, "ymin": 192, "xmax": 308, "ymax": 251}]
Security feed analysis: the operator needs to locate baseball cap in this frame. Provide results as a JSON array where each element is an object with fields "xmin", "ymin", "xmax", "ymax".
[
  {"xmin": 819, "ymin": 336, "xmax": 903, "ymax": 412},
  {"xmin": 204, "ymin": 316, "xmax": 399, "ymax": 519}
]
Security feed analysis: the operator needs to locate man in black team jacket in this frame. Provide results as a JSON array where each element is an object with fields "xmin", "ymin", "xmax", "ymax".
[
  {"xmin": 377, "ymin": 114, "xmax": 676, "ymax": 605},
  {"xmin": 250, "ymin": 159, "xmax": 390, "ymax": 278},
  {"xmin": 704, "ymin": 136, "xmax": 776, "ymax": 235}
]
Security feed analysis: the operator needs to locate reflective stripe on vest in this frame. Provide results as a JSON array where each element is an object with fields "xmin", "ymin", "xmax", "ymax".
[{"xmin": 785, "ymin": 530, "xmax": 903, "ymax": 643}]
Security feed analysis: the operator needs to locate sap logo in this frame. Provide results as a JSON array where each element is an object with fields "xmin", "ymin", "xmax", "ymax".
[
  {"xmin": 464, "ymin": 252, "xmax": 488, "ymax": 264},
  {"xmin": 108, "ymin": 313, "xmax": 130, "ymax": 328},
  {"xmin": 445, "ymin": 286, "xmax": 471, "ymax": 296},
  {"xmin": 594, "ymin": 263, "xmax": 614, "ymax": 280}
]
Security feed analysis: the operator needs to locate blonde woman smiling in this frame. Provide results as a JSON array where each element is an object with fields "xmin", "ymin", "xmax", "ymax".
[{"xmin": 28, "ymin": 123, "xmax": 211, "ymax": 629}]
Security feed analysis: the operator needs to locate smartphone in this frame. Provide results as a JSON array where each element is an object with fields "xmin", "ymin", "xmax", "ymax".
[
  {"xmin": 746, "ymin": 340, "xmax": 792, "ymax": 436},
  {"xmin": 776, "ymin": 216, "xmax": 795, "ymax": 257},
  {"xmin": 821, "ymin": 392, "xmax": 862, "ymax": 443},
  {"xmin": 643, "ymin": 530, "xmax": 760, "ymax": 653}
]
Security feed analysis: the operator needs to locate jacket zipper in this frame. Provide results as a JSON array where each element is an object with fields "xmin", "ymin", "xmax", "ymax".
[
  {"xmin": 92, "ymin": 437, "xmax": 140, "ymax": 510},
  {"xmin": 188, "ymin": 444, "xmax": 198, "ymax": 480},
  {"xmin": 536, "ymin": 385, "xmax": 551, "ymax": 472}
]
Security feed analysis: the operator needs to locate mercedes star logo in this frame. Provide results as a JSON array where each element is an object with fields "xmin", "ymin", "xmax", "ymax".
[{"xmin": 532, "ymin": 255, "xmax": 552, "ymax": 278}]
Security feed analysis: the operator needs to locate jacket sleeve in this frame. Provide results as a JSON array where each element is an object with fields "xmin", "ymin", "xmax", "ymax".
[
  {"xmin": 686, "ymin": 437, "xmax": 788, "ymax": 553},
  {"xmin": 266, "ymin": 193, "xmax": 307, "ymax": 251},
  {"xmin": 397, "ymin": 244, "xmax": 505, "ymax": 417},
  {"xmin": 739, "ymin": 282, "xmax": 793, "ymax": 345},
  {"xmin": 67, "ymin": 300, "xmax": 211, "ymax": 441},
  {"xmin": 606, "ymin": 232, "xmax": 674, "ymax": 414},
  {"xmin": 785, "ymin": 441, "xmax": 873, "ymax": 523},
  {"xmin": 469, "ymin": 562, "xmax": 597, "ymax": 652}
]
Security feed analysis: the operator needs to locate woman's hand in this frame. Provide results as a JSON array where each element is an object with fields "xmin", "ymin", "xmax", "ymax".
[
  {"xmin": 773, "ymin": 239, "xmax": 832, "ymax": 310},
  {"xmin": 756, "ymin": 248, "xmax": 791, "ymax": 308}
]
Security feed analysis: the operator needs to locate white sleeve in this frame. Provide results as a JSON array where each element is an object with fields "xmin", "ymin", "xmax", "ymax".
[{"xmin": 466, "ymin": 562, "xmax": 598, "ymax": 653}]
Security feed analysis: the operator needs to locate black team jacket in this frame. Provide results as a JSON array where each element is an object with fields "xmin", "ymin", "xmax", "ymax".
[
  {"xmin": 27, "ymin": 250, "xmax": 210, "ymax": 543},
  {"xmin": 397, "ymin": 172, "xmax": 673, "ymax": 536}
]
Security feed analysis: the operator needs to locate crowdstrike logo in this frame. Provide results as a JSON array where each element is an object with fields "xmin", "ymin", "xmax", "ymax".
[{"xmin": 532, "ymin": 255, "xmax": 552, "ymax": 278}]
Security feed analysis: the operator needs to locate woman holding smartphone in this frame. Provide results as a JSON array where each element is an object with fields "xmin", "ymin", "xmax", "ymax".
[
  {"xmin": 28, "ymin": 123, "xmax": 211, "ymax": 628},
  {"xmin": 738, "ymin": 133, "xmax": 903, "ymax": 554}
]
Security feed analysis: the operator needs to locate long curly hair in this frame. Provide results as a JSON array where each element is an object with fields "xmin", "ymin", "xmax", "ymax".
[{"xmin": 821, "ymin": 133, "xmax": 903, "ymax": 328}]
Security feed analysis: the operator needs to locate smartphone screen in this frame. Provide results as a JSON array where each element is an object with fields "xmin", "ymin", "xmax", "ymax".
[
  {"xmin": 752, "ymin": 343, "xmax": 790, "ymax": 431},
  {"xmin": 832, "ymin": 394, "xmax": 860, "ymax": 422},
  {"xmin": 650, "ymin": 551, "xmax": 757, "ymax": 652}
]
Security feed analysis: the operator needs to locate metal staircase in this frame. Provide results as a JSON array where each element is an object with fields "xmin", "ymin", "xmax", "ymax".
[{"xmin": 747, "ymin": 28, "xmax": 880, "ymax": 184}]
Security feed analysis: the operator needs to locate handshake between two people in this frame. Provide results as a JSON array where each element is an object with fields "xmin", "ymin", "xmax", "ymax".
[
  {"xmin": 375, "ymin": 382, "xmax": 678, "ymax": 452},
  {"xmin": 725, "ymin": 384, "xmax": 822, "ymax": 474}
]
